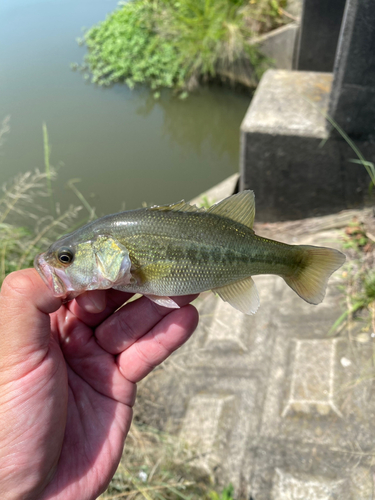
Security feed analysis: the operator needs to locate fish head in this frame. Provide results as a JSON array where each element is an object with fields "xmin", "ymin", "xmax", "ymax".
[{"xmin": 34, "ymin": 233, "xmax": 132, "ymax": 301}]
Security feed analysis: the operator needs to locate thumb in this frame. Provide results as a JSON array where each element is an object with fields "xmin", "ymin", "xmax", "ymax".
[{"xmin": 0, "ymin": 269, "xmax": 62, "ymax": 370}]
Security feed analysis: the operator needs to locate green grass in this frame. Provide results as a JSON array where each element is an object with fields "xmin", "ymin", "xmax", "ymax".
[
  {"xmin": 322, "ymin": 112, "xmax": 375, "ymax": 189},
  {"xmin": 311, "ymin": 111, "xmax": 375, "ymax": 338},
  {"xmin": 78, "ymin": 0, "xmax": 288, "ymax": 94}
]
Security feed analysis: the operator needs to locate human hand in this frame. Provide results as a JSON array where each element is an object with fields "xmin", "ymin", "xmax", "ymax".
[{"xmin": 0, "ymin": 269, "xmax": 198, "ymax": 500}]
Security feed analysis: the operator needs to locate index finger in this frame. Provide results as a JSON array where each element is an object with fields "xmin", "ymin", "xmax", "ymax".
[{"xmin": 66, "ymin": 289, "xmax": 134, "ymax": 327}]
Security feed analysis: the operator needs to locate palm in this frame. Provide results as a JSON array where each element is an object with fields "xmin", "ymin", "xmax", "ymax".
[
  {"xmin": 0, "ymin": 271, "xmax": 198, "ymax": 500},
  {"xmin": 42, "ymin": 295, "xmax": 136, "ymax": 500}
]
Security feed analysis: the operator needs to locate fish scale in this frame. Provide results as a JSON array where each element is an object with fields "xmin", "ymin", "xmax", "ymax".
[{"xmin": 109, "ymin": 216, "xmax": 267, "ymax": 296}]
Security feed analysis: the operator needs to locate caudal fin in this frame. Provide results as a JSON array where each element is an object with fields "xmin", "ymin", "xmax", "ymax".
[{"xmin": 283, "ymin": 245, "xmax": 346, "ymax": 305}]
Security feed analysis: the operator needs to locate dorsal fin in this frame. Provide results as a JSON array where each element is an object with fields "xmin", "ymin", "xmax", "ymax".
[
  {"xmin": 150, "ymin": 200, "xmax": 205, "ymax": 213},
  {"xmin": 207, "ymin": 191, "xmax": 255, "ymax": 228}
]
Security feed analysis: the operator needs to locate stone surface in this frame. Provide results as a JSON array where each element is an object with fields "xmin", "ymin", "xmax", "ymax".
[
  {"xmin": 329, "ymin": 0, "xmax": 375, "ymax": 138},
  {"xmin": 282, "ymin": 339, "xmax": 343, "ymax": 418},
  {"xmin": 140, "ymin": 206, "xmax": 375, "ymax": 499},
  {"xmin": 241, "ymin": 70, "xmax": 332, "ymax": 136},
  {"xmin": 296, "ymin": 0, "xmax": 346, "ymax": 72},
  {"xmin": 285, "ymin": 0, "xmax": 303, "ymax": 18},
  {"xmin": 271, "ymin": 469, "xmax": 350, "ymax": 500},
  {"xmin": 240, "ymin": 69, "xmax": 373, "ymax": 221},
  {"xmin": 179, "ymin": 394, "xmax": 236, "ymax": 471}
]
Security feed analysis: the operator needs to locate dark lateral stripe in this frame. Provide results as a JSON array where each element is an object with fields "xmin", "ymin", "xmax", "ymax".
[{"xmin": 165, "ymin": 243, "xmax": 251, "ymax": 266}]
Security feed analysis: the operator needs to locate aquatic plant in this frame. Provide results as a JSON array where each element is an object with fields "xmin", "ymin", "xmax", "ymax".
[{"xmin": 79, "ymin": 0, "xmax": 288, "ymax": 93}]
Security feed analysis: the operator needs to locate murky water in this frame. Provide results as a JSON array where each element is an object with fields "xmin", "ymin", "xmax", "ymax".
[{"xmin": 0, "ymin": 0, "xmax": 251, "ymax": 216}]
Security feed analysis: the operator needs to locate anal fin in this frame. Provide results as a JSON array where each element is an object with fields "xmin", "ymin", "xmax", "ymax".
[{"xmin": 212, "ymin": 276, "xmax": 259, "ymax": 315}]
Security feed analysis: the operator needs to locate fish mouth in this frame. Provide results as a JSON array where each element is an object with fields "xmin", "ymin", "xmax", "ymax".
[{"xmin": 34, "ymin": 253, "xmax": 74, "ymax": 299}]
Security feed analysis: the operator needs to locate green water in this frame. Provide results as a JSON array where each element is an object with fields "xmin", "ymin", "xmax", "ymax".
[{"xmin": 0, "ymin": 0, "xmax": 252, "ymax": 217}]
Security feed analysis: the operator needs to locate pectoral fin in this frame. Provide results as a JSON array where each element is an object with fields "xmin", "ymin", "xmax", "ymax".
[
  {"xmin": 212, "ymin": 276, "xmax": 260, "ymax": 315},
  {"xmin": 134, "ymin": 262, "xmax": 173, "ymax": 284},
  {"xmin": 145, "ymin": 295, "xmax": 180, "ymax": 309}
]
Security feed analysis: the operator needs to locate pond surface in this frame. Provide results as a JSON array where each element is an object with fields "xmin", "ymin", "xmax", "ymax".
[{"xmin": 0, "ymin": 0, "xmax": 252, "ymax": 217}]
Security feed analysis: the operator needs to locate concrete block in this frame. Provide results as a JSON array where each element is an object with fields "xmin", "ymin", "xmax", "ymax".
[
  {"xmin": 219, "ymin": 19, "xmax": 300, "ymax": 85},
  {"xmin": 296, "ymin": 0, "xmax": 346, "ymax": 72},
  {"xmin": 329, "ymin": 0, "xmax": 375, "ymax": 138},
  {"xmin": 240, "ymin": 69, "xmax": 373, "ymax": 221},
  {"xmin": 256, "ymin": 23, "xmax": 299, "ymax": 70}
]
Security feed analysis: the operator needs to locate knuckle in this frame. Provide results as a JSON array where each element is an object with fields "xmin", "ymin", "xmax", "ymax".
[
  {"xmin": 134, "ymin": 342, "xmax": 155, "ymax": 370},
  {"xmin": 1, "ymin": 270, "xmax": 36, "ymax": 299}
]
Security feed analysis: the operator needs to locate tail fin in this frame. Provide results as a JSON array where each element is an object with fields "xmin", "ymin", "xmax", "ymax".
[{"xmin": 283, "ymin": 245, "xmax": 346, "ymax": 305}]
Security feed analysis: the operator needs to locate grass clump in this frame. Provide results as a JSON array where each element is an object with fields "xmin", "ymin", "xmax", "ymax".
[
  {"xmin": 322, "ymin": 114, "xmax": 375, "ymax": 337},
  {"xmin": 79, "ymin": 0, "xmax": 288, "ymax": 94},
  {"xmin": 329, "ymin": 216, "xmax": 375, "ymax": 337}
]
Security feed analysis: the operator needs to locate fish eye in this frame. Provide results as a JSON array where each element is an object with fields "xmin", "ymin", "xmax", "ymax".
[{"xmin": 57, "ymin": 247, "xmax": 74, "ymax": 265}]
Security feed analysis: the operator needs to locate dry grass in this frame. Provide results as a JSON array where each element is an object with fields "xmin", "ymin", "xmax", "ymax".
[
  {"xmin": 0, "ymin": 119, "xmax": 96, "ymax": 284},
  {"xmin": 99, "ymin": 424, "xmax": 215, "ymax": 500},
  {"xmin": 0, "ymin": 168, "xmax": 83, "ymax": 284}
]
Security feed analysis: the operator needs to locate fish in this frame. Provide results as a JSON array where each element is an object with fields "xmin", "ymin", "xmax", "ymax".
[{"xmin": 34, "ymin": 191, "xmax": 346, "ymax": 315}]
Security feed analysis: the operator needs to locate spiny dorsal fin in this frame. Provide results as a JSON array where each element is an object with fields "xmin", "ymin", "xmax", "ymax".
[
  {"xmin": 212, "ymin": 276, "xmax": 260, "ymax": 315},
  {"xmin": 150, "ymin": 200, "xmax": 205, "ymax": 213},
  {"xmin": 207, "ymin": 191, "xmax": 255, "ymax": 228}
]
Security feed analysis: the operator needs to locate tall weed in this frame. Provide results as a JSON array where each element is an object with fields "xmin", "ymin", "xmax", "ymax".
[
  {"xmin": 0, "ymin": 122, "xmax": 93, "ymax": 285},
  {"xmin": 0, "ymin": 169, "xmax": 82, "ymax": 283}
]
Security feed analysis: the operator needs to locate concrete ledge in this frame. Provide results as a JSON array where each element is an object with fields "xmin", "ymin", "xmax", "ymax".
[{"xmin": 242, "ymin": 70, "xmax": 332, "ymax": 137}]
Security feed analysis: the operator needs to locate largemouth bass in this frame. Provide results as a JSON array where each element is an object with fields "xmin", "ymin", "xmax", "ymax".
[{"xmin": 34, "ymin": 191, "xmax": 345, "ymax": 314}]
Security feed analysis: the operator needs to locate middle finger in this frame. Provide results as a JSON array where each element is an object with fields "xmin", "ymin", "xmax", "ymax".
[{"xmin": 95, "ymin": 294, "xmax": 198, "ymax": 354}]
